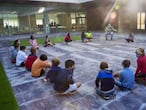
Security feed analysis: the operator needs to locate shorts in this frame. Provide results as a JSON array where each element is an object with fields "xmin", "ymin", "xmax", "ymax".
[{"xmin": 64, "ymin": 83, "xmax": 78, "ymax": 94}]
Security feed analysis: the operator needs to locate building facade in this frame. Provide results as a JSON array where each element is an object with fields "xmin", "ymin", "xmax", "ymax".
[{"xmin": 0, "ymin": 0, "xmax": 146, "ymax": 36}]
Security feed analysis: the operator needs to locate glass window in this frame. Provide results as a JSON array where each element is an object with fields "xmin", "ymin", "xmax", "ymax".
[
  {"xmin": 3, "ymin": 19, "xmax": 19, "ymax": 27},
  {"xmin": 137, "ymin": 12, "xmax": 145, "ymax": 30},
  {"xmin": 141, "ymin": 13, "xmax": 145, "ymax": 29},
  {"xmin": 36, "ymin": 19, "xmax": 43, "ymax": 25},
  {"xmin": 71, "ymin": 18, "xmax": 76, "ymax": 24},
  {"xmin": 137, "ymin": 12, "xmax": 140, "ymax": 29}
]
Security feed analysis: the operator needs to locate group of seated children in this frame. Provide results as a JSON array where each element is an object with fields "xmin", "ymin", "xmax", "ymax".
[
  {"xmin": 42, "ymin": 57, "xmax": 135, "ymax": 97},
  {"xmin": 10, "ymin": 38, "xmax": 38, "ymax": 70},
  {"xmin": 29, "ymin": 34, "xmax": 54, "ymax": 48},
  {"xmin": 9, "ymin": 37, "xmax": 146, "ymax": 99},
  {"xmin": 95, "ymin": 59, "xmax": 135, "ymax": 99},
  {"xmin": 13, "ymin": 45, "xmax": 81, "ymax": 95},
  {"xmin": 81, "ymin": 31, "xmax": 93, "ymax": 43},
  {"xmin": 64, "ymin": 31, "xmax": 93, "ymax": 45},
  {"xmin": 44, "ymin": 58, "xmax": 81, "ymax": 95}
]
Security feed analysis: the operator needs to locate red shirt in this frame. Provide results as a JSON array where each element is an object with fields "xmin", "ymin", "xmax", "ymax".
[
  {"xmin": 135, "ymin": 55, "xmax": 146, "ymax": 75},
  {"xmin": 64, "ymin": 35, "xmax": 71, "ymax": 41},
  {"xmin": 25, "ymin": 54, "xmax": 37, "ymax": 70}
]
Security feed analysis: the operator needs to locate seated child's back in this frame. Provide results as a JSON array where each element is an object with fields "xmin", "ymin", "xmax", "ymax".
[
  {"xmin": 45, "ymin": 58, "xmax": 61, "ymax": 83},
  {"xmin": 25, "ymin": 47, "xmax": 37, "ymax": 71},
  {"xmin": 95, "ymin": 61, "xmax": 115, "ymax": 98}
]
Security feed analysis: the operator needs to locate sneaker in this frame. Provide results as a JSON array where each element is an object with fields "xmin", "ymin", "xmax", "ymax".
[{"xmin": 103, "ymin": 94, "xmax": 115, "ymax": 100}]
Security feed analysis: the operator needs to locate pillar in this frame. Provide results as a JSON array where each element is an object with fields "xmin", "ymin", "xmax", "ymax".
[{"xmin": 43, "ymin": 12, "xmax": 50, "ymax": 34}]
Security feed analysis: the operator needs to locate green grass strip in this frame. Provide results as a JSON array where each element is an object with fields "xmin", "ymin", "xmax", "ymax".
[
  {"xmin": 0, "ymin": 63, "xmax": 19, "ymax": 110},
  {"xmin": 10, "ymin": 35, "xmax": 81, "ymax": 46}
]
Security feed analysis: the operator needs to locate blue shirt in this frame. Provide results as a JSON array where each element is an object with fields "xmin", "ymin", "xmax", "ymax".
[
  {"xmin": 116, "ymin": 68, "xmax": 135, "ymax": 89},
  {"xmin": 96, "ymin": 70, "xmax": 115, "ymax": 91}
]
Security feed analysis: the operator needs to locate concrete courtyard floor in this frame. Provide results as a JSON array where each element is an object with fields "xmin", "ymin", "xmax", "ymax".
[{"xmin": 0, "ymin": 33, "xmax": 146, "ymax": 110}]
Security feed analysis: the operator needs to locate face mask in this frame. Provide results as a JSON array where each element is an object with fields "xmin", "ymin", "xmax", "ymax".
[{"xmin": 136, "ymin": 54, "xmax": 140, "ymax": 58}]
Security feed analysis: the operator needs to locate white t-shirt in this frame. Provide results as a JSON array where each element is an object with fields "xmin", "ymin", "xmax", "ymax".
[{"xmin": 16, "ymin": 50, "xmax": 27, "ymax": 66}]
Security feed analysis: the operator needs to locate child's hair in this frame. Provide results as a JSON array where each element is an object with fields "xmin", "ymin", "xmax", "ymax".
[
  {"xmin": 52, "ymin": 58, "xmax": 60, "ymax": 66},
  {"xmin": 45, "ymin": 35, "xmax": 48, "ymax": 38},
  {"xmin": 100, "ymin": 61, "xmax": 108, "ymax": 70},
  {"xmin": 14, "ymin": 39, "xmax": 20, "ymax": 44},
  {"xmin": 30, "ymin": 35, "xmax": 34, "ymax": 40},
  {"xmin": 20, "ymin": 46, "xmax": 26, "ymax": 50},
  {"xmin": 122, "ymin": 59, "xmax": 130, "ymax": 68},
  {"xmin": 67, "ymin": 33, "xmax": 70, "ymax": 36},
  {"xmin": 65, "ymin": 59, "xmax": 75, "ymax": 68},
  {"xmin": 135, "ymin": 48, "xmax": 145, "ymax": 56},
  {"xmin": 13, "ymin": 42, "xmax": 19, "ymax": 48},
  {"xmin": 30, "ymin": 47, "xmax": 36, "ymax": 54},
  {"xmin": 40, "ymin": 54, "xmax": 47, "ymax": 61},
  {"xmin": 81, "ymin": 31, "xmax": 85, "ymax": 36}
]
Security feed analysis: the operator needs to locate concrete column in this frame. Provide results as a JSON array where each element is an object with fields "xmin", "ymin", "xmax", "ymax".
[
  {"xmin": 18, "ymin": 14, "xmax": 37, "ymax": 34},
  {"xmin": 66, "ymin": 13, "xmax": 71, "ymax": 31},
  {"xmin": 118, "ymin": 10, "xmax": 122, "ymax": 33},
  {"xmin": 18, "ymin": 16, "xmax": 29, "ymax": 34},
  {"xmin": 29, "ymin": 14, "xmax": 37, "ymax": 33},
  {"xmin": 86, "ymin": 7, "xmax": 104, "ymax": 31},
  {"xmin": 57, "ymin": 13, "xmax": 71, "ymax": 31},
  {"xmin": 43, "ymin": 12, "xmax": 50, "ymax": 34},
  {"xmin": 0, "ymin": 19, "xmax": 4, "ymax": 35}
]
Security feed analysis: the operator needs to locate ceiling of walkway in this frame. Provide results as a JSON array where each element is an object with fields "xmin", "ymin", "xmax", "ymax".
[
  {"xmin": 0, "ymin": 0, "xmax": 146, "ymax": 17},
  {"xmin": 0, "ymin": 0, "xmax": 91, "ymax": 16},
  {"xmin": 0, "ymin": 0, "xmax": 93, "ymax": 4}
]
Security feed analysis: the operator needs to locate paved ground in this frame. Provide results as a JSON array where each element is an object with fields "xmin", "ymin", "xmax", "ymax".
[{"xmin": 1, "ymin": 33, "xmax": 146, "ymax": 110}]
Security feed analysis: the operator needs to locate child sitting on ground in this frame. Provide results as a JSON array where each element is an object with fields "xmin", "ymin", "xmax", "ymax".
[
  {"xmin": 53, "ymin": 59, "xmax": 81, "ymax": 95},
  {"xmin": 31, "ymin": 54, "xmax": 51, "ymax": 77},
  {"xmin": 95, "ymin": 61, "xmax": 115, "ymax": 99},
  {"xmin": 16, "ymin": 46, "xmax": 27, "ymax": 67},
  {"xmin": 125, "ymin": 33, "xmax": 134, "ymax": 43},
  {"xmin": 44, "ymin": 57, "xmax": 61, "ymax": 83},
  {"xmin": 114, "ymin": 59, "xmax": 135, "ymax": 90},
  {"xmin": 81, "ymin": 31, "xmax": 88, "ymax": 43},
  {"xmin": 85, "ymin": 31, "xmax": 93, "ymax": 42},
  {"xmin": 29, "ymin": 35, "xmax": 39, "ymax": 49},
  {"xmin": 64, "ymin": 33, "xmax": 72, "ymax": 45},
  {"xmin": 10, "ymin": 40, "xmax": 20, "ymax": 63},
  {"xmin": 25, "ymin": 47, "xmax": 37, "ymax": 71},
  {"xmin": 44, "ymin": 35, "xmax": 54, "ymax": 47}
]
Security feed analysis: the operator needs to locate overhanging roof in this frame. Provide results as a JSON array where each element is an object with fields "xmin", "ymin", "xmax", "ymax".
[{"xmin": 30, "ymin": 0, "xmax": 93, "ymax": 4}]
